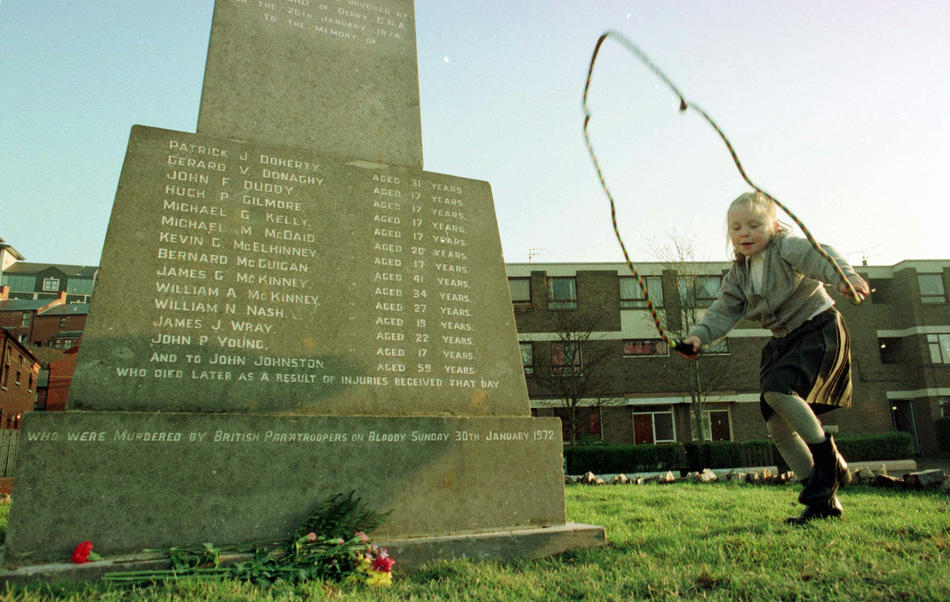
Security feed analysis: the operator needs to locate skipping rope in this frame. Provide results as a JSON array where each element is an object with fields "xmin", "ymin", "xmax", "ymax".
[{"xmin": 581, "ymin": 31, "xmax": 865, "ymax": 355}]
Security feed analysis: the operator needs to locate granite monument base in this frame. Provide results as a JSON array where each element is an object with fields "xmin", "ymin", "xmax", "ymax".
[
  {"xmin": 0, "ymin": 523, "xmax": 605, "ymax": 583},
  {"xmin": 4, "ymin": 412, "xmax": 578, "ymax": 565}
]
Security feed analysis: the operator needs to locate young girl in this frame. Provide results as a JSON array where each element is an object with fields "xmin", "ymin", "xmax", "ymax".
[{"xmin": 681, "ymin": 191, "xmax": 870, "ymax": 524}]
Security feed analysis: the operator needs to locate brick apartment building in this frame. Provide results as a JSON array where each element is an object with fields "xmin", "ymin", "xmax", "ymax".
[
  {"xmin": 0, "ymin": 293, "xmax": 88, "ymax": 349},
  {"xmin": 0, "ymin": 240, "xmax": 93, "ymax": 348},
  {"xmin": 0, "ymin": 328, "xmax": 40, "ymax": 429},
  {"xmin": 507, "ymin": 260, "xmax": 950, "ymax": 456},
  {"xmin": 0, "ymin": 241, "xmax": 94, "ymax": 424}
]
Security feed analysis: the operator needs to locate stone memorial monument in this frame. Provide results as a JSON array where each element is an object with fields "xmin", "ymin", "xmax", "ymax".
[{"xmin": 3, "ymin": 0, "xmax": 604, "ymax": 568}]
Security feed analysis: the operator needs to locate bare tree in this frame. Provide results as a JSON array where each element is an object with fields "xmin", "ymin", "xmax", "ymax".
[
  {"xmin": 650, "ymin": 235, "xmax": 734, "ymax": 442},
  {"xmin": 528, "ymin": 280, "xmax": 618, "ymax": 445}
]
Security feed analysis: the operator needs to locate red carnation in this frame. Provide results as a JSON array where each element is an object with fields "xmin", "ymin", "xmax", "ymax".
[
  {"xmin": 372, "ymin": 554, "xmax": 395, "ymax": 573},
  {"xmin": 71, "ymin": 541, "xmax": 94, "ymax": 564}
]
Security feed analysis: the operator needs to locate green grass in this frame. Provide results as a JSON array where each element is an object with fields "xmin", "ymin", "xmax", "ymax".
[{"xmin": 2, "ymin": 483, "xmax": 949, "ymax": 600}]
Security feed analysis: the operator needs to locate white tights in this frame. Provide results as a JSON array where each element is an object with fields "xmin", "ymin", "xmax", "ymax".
[{"xmin": 763, "ymin": 391, "xmax": 826, "ymax": 480}]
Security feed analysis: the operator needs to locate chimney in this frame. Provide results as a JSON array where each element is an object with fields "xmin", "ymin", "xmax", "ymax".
[
  {"xmin": 0, "ymin": 285, "xmax": 8, "ymax": 301},
  {"xmin": 38, "ymin": 291, "xmax": 68, "ymax": 314}
]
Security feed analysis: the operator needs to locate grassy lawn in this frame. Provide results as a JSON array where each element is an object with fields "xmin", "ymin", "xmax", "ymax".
[{"xmin": 2, "ymin": 483, "xmax": 949, "ymax": 600}]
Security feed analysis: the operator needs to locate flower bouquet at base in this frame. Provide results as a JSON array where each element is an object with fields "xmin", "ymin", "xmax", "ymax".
[{"xmin": 99, "ymin": 491, "xmax": 394, "ymax": 588}]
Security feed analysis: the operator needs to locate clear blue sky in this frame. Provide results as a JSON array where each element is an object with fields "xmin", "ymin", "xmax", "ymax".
[{"xmin": 1, "ymin": 1, "xmax": 947, "ymax": 268}]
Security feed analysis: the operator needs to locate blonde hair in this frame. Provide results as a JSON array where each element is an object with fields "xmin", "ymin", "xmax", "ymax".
[{"xmin": 727, "ymin": 191, "xmax": 790, "ymax": 260}]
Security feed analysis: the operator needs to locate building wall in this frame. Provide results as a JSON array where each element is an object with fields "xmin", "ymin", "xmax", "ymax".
[
  {"xmin": 29, "ymin": 313, "xmax": 87, "ymax": 347},
  {"xmin": 45, "ymin": 351, "xmax": 78, "ymax": 412},
  {"xmin": 0, "ymin": 309, "xmax": 33, "ymax": 342},
  {"xmin": 0, "ymin": 331, "xmax": 40, "ymax": 428},
  {"xmin": 508, "ymin": 260, "xmax": 950, "ymax": 455}
]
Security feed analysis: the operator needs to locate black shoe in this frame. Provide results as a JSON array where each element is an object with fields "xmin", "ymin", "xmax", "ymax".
[
  {"xmin": 799, "ymin": 435, "xmax": 849, "ymax": 506},
  {"xmin": 785, "ymin": 496, "xmax": 843, "ymax": 525}
]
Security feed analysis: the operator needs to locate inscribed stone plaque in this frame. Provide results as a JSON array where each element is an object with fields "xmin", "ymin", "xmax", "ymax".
[
  {"xmin": 198, "ymin": 0, "xmax": 423, "ymax": 168},
  {"xmin": 68, "ymin": 126, "xmax": 527, "ymax": 416},
  {"xmin": 4, "ymin": 412, "xmax": 566, "ymax": 563}
]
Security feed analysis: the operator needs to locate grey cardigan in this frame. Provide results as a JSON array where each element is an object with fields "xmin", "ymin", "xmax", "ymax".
[{"xmin": 688, "ymin": 234, "xmax": 858, "ymax": 343}]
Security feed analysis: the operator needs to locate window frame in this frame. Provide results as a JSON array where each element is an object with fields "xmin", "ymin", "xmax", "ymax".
[
  {"xmin": 927, "ymin": 333, "xmax": 950, "ymax": 364},
  {"xmin": 622, "ymin": 338, "xmax": 669, "ymax": 357},
  {"xmin": 547, "ymin": 276, "xmax": 577, "ymax": 310},
  {"xmin": 918, "ymin": 274, "xmax": 946, "ymax": 304},
  {"xmin": 677, "ymin": 274, "xmax": 722, "ymax": 308},
  {"xmin": 508, "ymin": 277, "xmax": 532, "ymax": 306},
  {"xmin": 694, "ymin": 275, "xmax": 722, "ymax": 307},
  {"xmin": 633, "ymin": 409, "xmax": 676, "ymax": 444},
  {"xmin": 550, "ymin": 341, "xmax": 582, "ymax": 374},
  {"xmin": 702, "ymin": 409, "xmax": 733, "ymax": 441},
  {"xmin": 519, "ymin": 342, "xmax": 534, "ymax": 375},
  {"xmin": 42, "ymin": 276, "xmax": 60, "ymax": 292},
  {"xmin": 619, "ymin": 275, "xmax": 663, "ymax": 309}
]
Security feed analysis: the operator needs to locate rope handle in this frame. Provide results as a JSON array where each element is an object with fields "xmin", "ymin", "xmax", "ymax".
[{"xmin": 582, "ymin": 32, "xmax": 864, "ymax": 354}]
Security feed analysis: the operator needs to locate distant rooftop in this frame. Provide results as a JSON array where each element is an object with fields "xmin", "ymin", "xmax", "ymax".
[
  {"xmin": 3, "ymin": 262, "xmax": 99, "ymax": 278},
  {"xmin": 41, "ymin": 303, "xmax": 90, "ymax": 316},
  {"xmin": 0, "ymin": 238, "xmax": 25, "ymax": 261},
  {"xmin": 0, "ymin": 299, "xmax": 52, "ymax": 312}
]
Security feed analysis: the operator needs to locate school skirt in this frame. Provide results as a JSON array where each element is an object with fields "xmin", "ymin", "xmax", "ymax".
[{"xmin": 759, "ymin": 308, "xmax": 853, "ymax": 420}]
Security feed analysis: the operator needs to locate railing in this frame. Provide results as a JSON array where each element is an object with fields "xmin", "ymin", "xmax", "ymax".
[{"xmin": 0, "ymin": 429, "xmax": 19, "ymax": 477}]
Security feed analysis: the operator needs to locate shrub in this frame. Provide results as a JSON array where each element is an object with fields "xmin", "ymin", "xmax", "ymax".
[
  {"xmin": 683, "ymin": 440, "xmax": 779, "ymax": 472},
  {"xmin": 565, "ymin": 432, "xmax": 916, "ymax": 474},
  {"xmin": 564, "ymin": 443, "xmax": 683, "ymax": 474},
  {"xmin": 835, "ymin": 432, "xmax": 914, "ymax": 461}
]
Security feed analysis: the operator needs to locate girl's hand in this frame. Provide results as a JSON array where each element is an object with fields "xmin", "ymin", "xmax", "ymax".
[
  {"xmin": 838, "ymin": 274, "xmax": 870, "ymax": 300},
  {"xmin": 677, "ymin": 336, "xmax": 702, "ymax": 359}
]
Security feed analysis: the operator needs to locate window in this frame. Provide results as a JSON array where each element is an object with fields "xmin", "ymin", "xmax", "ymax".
[
  {"xmin": 918, "ymin": 274, "xmax": 946, "ymax": 304},
  {"xmin": 15, "ymin": 369, "xmax": 22, "ymax": 387},
  {"xmin": 703, "ymin": 410, "xmax": 732, "ymax": 441},
  {"xmin": 28, "ymin": 372, "xmax": 35, "ymax": 392},
  {"xmin": 547, "ymin": 277, "xmax": 577, "ymax": 309},
  {"xmin": 551, "ymin": 341, "xmax": 582, "ymax": 374},
  {"xmin": 869, "ymin": 279, "xmax": 891, "ymax": 304},
  {"xmin": 508, "ymin": 278, "xmax": 532, "ymax": 306},
  {"xmin": 927, "ymin": 334, "xmax": 950, "ymax": 364},
  {"xmin": 60, "ymin": 317, "xmax": 68, "ymax": 328},
  {"xmin": 694, "ymin": 276, "xmax": 722, "ymax": 306},
  {"xmin": 878, "ymin": 337, "xmax": 902, "ymax": 364},
  {"xmin": 678, "ymin": 275, "xmax": 722, "ymax": 308},
  {"xmin": 552, "ymin": 406, "xmax": 603, "ymax": 443},
  {"xmin": 20, "ymin": 312, "xmax": 31, "ymax": 327},
  {"xmin": 42, "ymin": 277, "xmax": 60, "ymax": 292},
  {"xmin": 1, "ymin": 361, "xmax": 8, "ymax": 390},
  {"xmin": 706, "ymin": 339, "xmax": 729, "ymax": 354},
  {"xmin": 619, "ymin": 276, "xmax": 663, "ymax": 309},
  {"xmin": 520, "ymin": 342, "xmax": 534, "ymax": 375},
  {"xmin": 623, "ymin": 339, "xmax": 668, "ymax": 357},
  {"xmin": 52, "ymin": 338, "xmax": 76, "ymax": 350},
  {"xmin": 633, "ymin": 410, "xmax": 675, "ymax": 444}
]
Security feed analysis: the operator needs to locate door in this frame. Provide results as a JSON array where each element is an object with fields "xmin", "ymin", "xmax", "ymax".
[
  {"xmin": 890, "ymin": 399, "xmax": 921, "ymax": 455},
  {"xmin": 633, "ymin": 414, "xmax": 654, "ymax": 444}
]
